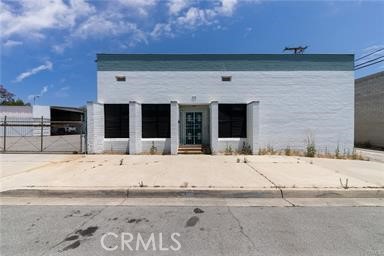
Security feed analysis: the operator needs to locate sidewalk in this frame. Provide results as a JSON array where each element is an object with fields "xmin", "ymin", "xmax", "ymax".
[{"xmin": 1, "ymin": 154, "xmax": 383, "ymax": 198}]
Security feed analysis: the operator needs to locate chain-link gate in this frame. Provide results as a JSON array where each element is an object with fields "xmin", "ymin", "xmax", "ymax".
[{"xmin": 0, "ymin": 116, "xmax": 86, "ymax": 153}]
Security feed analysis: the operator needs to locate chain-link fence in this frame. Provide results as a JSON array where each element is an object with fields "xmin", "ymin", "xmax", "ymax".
[{"xmin": 0, "ymin": 116, "xmax": 86, "ymax": 153}]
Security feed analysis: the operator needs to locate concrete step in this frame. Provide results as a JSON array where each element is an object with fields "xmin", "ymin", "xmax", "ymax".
[
  {"xmin": 178, "ymin": 148, "xmax": 203, "ymax": 152},
  {"xmin": 178, "ymin": 145, "xmax": 203, "ymax": 154},
  {"xmin": 178, "ymin": 151, "xmax": 204, "ymax": 154}
]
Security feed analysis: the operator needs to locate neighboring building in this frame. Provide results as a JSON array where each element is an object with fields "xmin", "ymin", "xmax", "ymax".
[
  {"xmin": 50, "ymin": 106, "xmax": 85, "ymax": 135},
  {"xmin": 355, "ymin": 71, "xmax": 384, "ymax": 149},
  {"xmin": 0, "ymin": 105, "xmax": 50, "ymax": 136},
  {"xmin": 0, "ymin": 105, "xmax": 85, "ymax": 136},
  {"xmin": 87, "ymin": 54, "xmax": 354, "ymax": 154}
]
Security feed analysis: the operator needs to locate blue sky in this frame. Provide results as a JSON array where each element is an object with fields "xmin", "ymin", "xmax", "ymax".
[{"xmin": 1, "ymin": 0, "xmax": 383, "ymax": 107}]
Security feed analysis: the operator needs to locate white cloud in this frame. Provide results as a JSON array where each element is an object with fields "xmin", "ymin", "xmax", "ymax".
[
  {"xmin": 168, "ymin": 0, "xmax": 190, "ymax": 15},
  {"xmin": 2, "ymin": 40, "xmax": 23, "ymax": 48},
  {"xmin": 117, "ymin": 0, "xmax": 156, "ymax": 16},
  {"xmin": 216, "ymin": 0, "xmax": 238, "ymax": 16},
  {"xmin": 15, "ymin": 61, "xmax": 53, "ymax": 83},
  {"xmin": 28, "ymin": 85, "xmax": 49, "ymax": 101},
  {"xmin": 150, "ymin": 23, "xmax": 174, "ymax": 39},
  {"xmin": 177, "ymin": 7, "xmax": 216, "ymax": 27},
  {"xmin": 2, "ymin": 0, "xmax": 253, "ymax": 52},
  {"xmin": 1, "ymin": 0, "xmax": 94, "ymax": 40}
]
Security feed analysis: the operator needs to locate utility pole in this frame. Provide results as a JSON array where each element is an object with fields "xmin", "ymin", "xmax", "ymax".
[{"xmin": 33, "ymin": 95, "xmax": 40, "ymax": 105}]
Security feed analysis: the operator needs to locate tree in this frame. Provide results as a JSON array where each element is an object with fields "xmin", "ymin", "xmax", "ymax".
[{"xmin": 0, "ymin": 85, "xmax": 29, "ymax": 106}]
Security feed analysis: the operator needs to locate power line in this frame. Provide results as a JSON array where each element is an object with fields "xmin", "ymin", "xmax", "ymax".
[
  {"xmin": 355, "ymin": 47, "xmax": 384, "ymax": 61},
  {"xmin": 354, "ymin": 59, "xmax": 384, "ymax": 70},
  {"xmin": 355, "ymin": 55, "xmax": 384, "ymax": 68}
]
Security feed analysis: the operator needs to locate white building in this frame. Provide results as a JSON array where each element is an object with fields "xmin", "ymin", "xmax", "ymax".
[
  {"xmin": 0, "ymin": 105, "xmax": 50, "ymax": 136},
  {"xmin": 87, "ymin": 54, "xmax": 354, "ymax": 154}
]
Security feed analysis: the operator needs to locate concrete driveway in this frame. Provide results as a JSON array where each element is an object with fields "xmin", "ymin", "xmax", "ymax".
[{"xmin": 1, "ymin": 154, "xmax": 383, "ymax": 194}]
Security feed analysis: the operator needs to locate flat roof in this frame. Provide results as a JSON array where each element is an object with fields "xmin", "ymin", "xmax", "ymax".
[
  {"xmin": 96, "ymin": 53, "xmax": 354, "ymax": 72},
  {"xmin": 356, "ymin": 71, "xmax": 384, "ymax": 83}
]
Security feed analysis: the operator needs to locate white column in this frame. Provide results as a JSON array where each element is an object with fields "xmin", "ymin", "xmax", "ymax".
[
  {"xmin": 247, "ymin": 101, "xmax": 260, "ymax": 154},
  {"xmin": 210, "ymin": 101, "xmax": 218, "ymax": 154},
  {"xmin": 170, "ymin": 101, "xmax": 179, "ymax": 155},
  {"xmin": 129, "ymin": 101, "xmax": 142, "ymax": 154},
  {"xmin": 86, "ymin": 102, "xmax": 104, "ymax": 153}
]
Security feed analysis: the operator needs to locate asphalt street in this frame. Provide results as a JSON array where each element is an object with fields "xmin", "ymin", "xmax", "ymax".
[{"xmin": 1, "ymin": 202, "xmax": 383, "ymax": 256}]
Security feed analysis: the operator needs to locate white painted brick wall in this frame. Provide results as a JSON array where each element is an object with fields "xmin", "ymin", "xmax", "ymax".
[
  {"xmin": 170, "ymin": 101, "xmax": 179, "ymax": 154},
  {"xmin": 96, "ymin": 71, "xmax": 354, "ymax": 152},
  {"xmin": 129, "ymin": 101, "xmax": 142, "ymax": 154},
  {"xmin": 104, "ymin": 138, "xmax": 129, "ymax": 153},
  {"xmin": 210, "ymin": 101, "xmax": 218, "ymax": 154},
  {"xmin": 87, "ymin": 102, "xmax": 104, "ymax": 153},
  {"xmin": 142, "ymin": 139, "xmax": 171, "ymax": 154},
  {"xmin": 355, "ymin": 72, "xmax": 384, "ymax": 148},
  {"xmin": 247, "ymin": 101, "xmax": 260, "ymax": 154}
]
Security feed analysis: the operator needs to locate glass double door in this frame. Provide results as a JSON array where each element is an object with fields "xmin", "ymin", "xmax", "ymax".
[{"xmin": 185, "ymin": 112, "xmax": 202, "ymax": 145}]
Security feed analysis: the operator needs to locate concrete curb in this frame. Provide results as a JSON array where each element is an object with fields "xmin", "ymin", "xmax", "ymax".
[{"xmin": 1, "ymin": 188, "xmax": 383, "ymax": 199}]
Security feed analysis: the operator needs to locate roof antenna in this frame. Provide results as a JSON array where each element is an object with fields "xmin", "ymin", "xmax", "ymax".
[{"xmin": 283, "ymin": 46, "xmax": 308, "ymax": 54}]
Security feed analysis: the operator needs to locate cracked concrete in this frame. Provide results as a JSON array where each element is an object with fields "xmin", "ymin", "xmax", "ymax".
[
  {"xmin": 1, "ymin": 154, "xmax": 383, "ymax": 196},
  {"xmin": 227, "ymin": 206, "xmax": 256, "ymax": 251}
]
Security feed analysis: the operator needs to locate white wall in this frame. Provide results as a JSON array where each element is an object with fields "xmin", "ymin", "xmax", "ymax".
[{"xmin": 97, "ymin": 71, "xmax": 354, "ymax": 152}]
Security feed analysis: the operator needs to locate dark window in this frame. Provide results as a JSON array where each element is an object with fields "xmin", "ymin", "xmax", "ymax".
[
  {"xmin": 104, "ymin": 104, "xmax": 129, "ymax": 138},
  {"xmin": 219, "ymin": 104, "xmax": 246, "ymax": 138},
  {"xmin": 142, "ymin": 104, "xmax": 170, "ymax": 138},
  {"xmin": 115, "ymin": 76, "xmax": 126, "ymax": 82},
  {"xmin": 221, "ymin": 76, "xmax": 232, "ymax": 82}
]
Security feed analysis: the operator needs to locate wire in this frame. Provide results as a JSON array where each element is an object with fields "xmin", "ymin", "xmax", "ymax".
[
  {"xmin": 355, "ymin": 55, "xmax": 384, "ymax": 67},
  {"xmin": 354, "ymin": 59, "xmax": 384, "ymax": 70},
  {"xmin": 355, "ymin": 47, "xmax": 384, "ymax": 61}
]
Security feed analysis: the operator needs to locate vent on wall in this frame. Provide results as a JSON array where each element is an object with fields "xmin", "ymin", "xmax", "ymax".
[
  {"xmin": 115, "ymin": 76, "xmax": 126, "ymax": 82},
  {"xmin": 221, "ymin": 76, "xmax": 232, "ymax": 82}
]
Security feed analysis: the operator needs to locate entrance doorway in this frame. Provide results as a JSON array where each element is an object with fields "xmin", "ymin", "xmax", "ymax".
[{"xmin": 185, "ymin": 112, "xmax": 202, "ymax": 144}]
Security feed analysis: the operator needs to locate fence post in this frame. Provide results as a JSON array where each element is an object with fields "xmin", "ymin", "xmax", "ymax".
[
  {"xmin": 3, "ymin": 116, "xmax": 6, "ymax": 152},
  {"xmin": 40, "ymin": 116, "xmax": 44, "ymax": 152},
  {"xmin": 84, "ymin": 111, "xmax": 87, "ymax": 154},
  {"xmin": 80, "ymin": 115, "xmax": 83, "ymax": 153}
]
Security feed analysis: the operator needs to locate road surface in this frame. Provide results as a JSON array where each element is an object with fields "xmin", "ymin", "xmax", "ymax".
[{"xmin": 1, "ymin": 199, "xmax": 383, "ymax": 255}]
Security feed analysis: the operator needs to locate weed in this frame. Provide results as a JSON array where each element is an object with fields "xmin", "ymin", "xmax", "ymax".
[
  {"xmin": 339, "ymin": 178, "xmax": 349, "ymax": 189},
  {"xmin": 150, "ymin": 141, "xmax": 157, "ymax": 155},
  {"xmin": 305, "ymin": 135, "xmax": 316, "ymax": 157},
  {"xmin": 284, "ymin": 146, "xmax": 292, "ymax": 156},
  {"xmin": 225, "ymin": 144, "xmax": 233, "ymax": 155},
  {"xmin": 240, "ymin": 142, "xmax": 252, "ymax": 155},
  {"xmin": 335, "ymin": 144, "xmax": 341, "ymax": 159}
]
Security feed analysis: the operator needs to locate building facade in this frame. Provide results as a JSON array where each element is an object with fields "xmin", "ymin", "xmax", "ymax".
[
  {"xmin": 87, "ymin": 54, "xmax": 354, "ymax": 154},
  {"xmin": 355, "ymin": 71, "xmax": 384, "ymax": 149}
]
